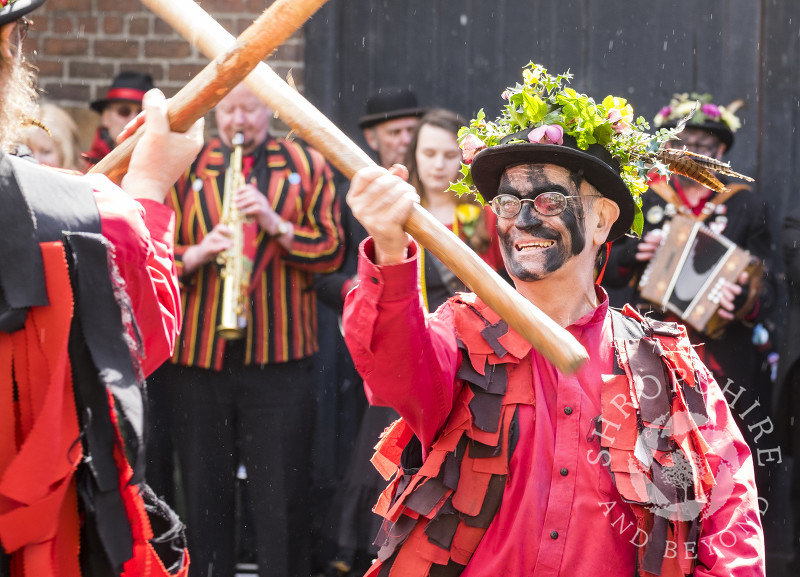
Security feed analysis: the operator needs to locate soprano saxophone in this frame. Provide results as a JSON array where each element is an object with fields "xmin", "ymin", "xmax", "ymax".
[{"xmin": 216, "ymin": 132, "xmax": 248, "ymax": 340}]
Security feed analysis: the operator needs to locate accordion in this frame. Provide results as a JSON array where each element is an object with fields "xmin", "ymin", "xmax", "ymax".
[{"xmin": 638, "ymin": 214, "xmax": 763, "ymax": 339}]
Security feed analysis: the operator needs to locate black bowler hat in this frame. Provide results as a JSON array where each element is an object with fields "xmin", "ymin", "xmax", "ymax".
[
  {"xmin": 471, "ymin": 132, "xmax": 634, "ymax": 242},
  {"xmin": 0, "ymin": 0, "xmax": 46, "ymax": 27},
  {"xmin": 90, "ymin": 71, "xmax": 155, "ymax": 113},
  {"xmin": 358, "ymin": 86, "xmax": 426, "ymax": 129}
]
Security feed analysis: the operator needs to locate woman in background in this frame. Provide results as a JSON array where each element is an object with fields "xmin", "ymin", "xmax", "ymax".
[{"xmin": 22, "ymin": 102, "xmax": 82, "ymax": 171}]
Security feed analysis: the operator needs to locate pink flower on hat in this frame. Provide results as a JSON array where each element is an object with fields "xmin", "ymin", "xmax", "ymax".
[
  {"xmin": 460, "ymin": 133, "xmax": 486, "ymax": 164},
  {"xmin": 528, "ymin": 124, "xmax": 564, "ymax": 146},
  {"xmin": 701, "ymin": 103, "xmax": 721, "ymax": 119}
]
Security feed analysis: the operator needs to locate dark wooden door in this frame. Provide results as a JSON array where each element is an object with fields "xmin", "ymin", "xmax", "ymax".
[{"xmin": 306, "ymin": 0, "xmax": 799, "ymax": 217}]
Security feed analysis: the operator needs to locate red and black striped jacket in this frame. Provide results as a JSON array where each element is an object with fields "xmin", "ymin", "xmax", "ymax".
[{"xmin": 167, "ymin": 136, "xmax": 343, "ymax": 369}]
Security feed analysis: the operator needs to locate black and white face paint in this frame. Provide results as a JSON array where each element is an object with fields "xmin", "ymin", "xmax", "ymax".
[{"xmin": 496, "ymin": 164, "xmax": 592, "ymax": 282}]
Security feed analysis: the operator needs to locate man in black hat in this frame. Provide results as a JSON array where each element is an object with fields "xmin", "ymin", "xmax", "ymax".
[
  {"xmin": 0, "ymin": 1, "xmax": 204, "ymax": 575},
  {"xmin": 359, "ymin": 86, "xmax": 425, "ymax": 169},
  {"xmin": 340, "ymin": 66, "xmax": 763, "ymax": 576},
  {"xmin": 83, "ymin": 70, "xmax": 155, "ymax": 165},
  {"xmin": 601, "ymin": 94, "xmax": 777, "ymax": 474}
]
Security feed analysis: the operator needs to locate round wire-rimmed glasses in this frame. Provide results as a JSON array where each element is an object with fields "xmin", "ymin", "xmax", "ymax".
[{"xmin": 490, "ymin": 192, "xmax": 602, "ymax": 218}]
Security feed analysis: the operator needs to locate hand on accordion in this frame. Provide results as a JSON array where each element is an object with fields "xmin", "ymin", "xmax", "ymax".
[
  {"xmin": 635, "ymin": 229, "xmax": 664, "ymax": 262},
  {"xmin": 717, "ymin": 271, "xmax": 750, "ymax": 320}
]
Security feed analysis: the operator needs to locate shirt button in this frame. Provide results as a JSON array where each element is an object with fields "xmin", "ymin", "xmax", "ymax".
[
  {"xmin": 560, "ymin": 468, "xmax": 568, "ymax": 476},
  {"xmin": 564, "ymin": 406, "xmax": 573, "ymax": 415},
  {"xmin": 550, "ymin": 530, "xmax": 559, "ymax": 539}
]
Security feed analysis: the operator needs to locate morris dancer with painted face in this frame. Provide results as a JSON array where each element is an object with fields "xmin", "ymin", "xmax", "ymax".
[
  {"xmin": 342, "ymin": 64, "xmax": 764, "ymax": 576},
  {"xmin": 0, "ymin": 0, "xmax": 204, "ymax": 575}
]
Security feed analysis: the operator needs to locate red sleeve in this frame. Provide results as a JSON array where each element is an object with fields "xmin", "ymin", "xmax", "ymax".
[
  {"xmin": 342, "ymin": 237, "xmax": 460, "ymax": 450},
  {"xmin": 694, "ymin": 358, "xmax": 766, "ymax": 576},
  {"xmin": 90, "ymin": 176, "xmax": 181, "ymax": 377}
]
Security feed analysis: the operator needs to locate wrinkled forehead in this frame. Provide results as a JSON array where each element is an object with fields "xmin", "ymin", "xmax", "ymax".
[{"xmin": 498, "ymin": 163, "xmax": 578, "ymax": 197}]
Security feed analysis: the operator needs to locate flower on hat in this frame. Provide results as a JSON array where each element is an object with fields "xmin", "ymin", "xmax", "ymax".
[
  {"xmin": 449, "ymin": 63, "xmax": 681, "ymax": 236},
  {"xmin": 528, "ymin": 124, "xmax": 564, "ymax": 145},
  {"xmin": 460, "ymin": 133, "xmax": 486, "ymax": 164},
  {"xmin": 653, "ymin": 92, "xmax": 742, "ymax": 133},
  {"xmin": 0, "ymin": 0, "xmax": 12, "ymax": 7}
]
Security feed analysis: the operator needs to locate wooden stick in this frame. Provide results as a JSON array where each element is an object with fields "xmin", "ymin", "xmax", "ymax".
[
  {"xmin": 90, "ymin": 0, "xmax": 331, "ymax": 183},
  {"xmin": 132, "ymin": 0, "xmax": 590, "ymax": 374}
]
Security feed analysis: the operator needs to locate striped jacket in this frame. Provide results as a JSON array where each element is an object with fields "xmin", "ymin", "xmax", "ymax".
[{"xmin": 168, "ymin": 136, "xmax": 343, "ymax": 369}]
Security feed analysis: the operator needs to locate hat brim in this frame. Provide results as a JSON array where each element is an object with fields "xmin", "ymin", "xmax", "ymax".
[
  {"xmin": 471, "ymin": 139, "xmax": 634, "ymax": 242},
  {"xmin": 90, "ymin": 97, "xmax": 143, "ymax": 113},
  {"xmin": 0, "ymin": 0, "xmax": 45, "ymax": 27},
  {"xmin": 659, "ymin": 120, "xmax": 734, "ymax": 151},
  {"xmin": 358, "ymin": 107, "xmax": 426, "ymax": 130}
]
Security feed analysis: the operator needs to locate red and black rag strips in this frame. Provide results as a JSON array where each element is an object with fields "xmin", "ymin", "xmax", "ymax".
[
  {"xmin": 366, "ymin": 296, "xmax": 713, "ymax": 577},
  {"xmin": 0, "ymin": 153, "xmax": 188, "ymax": 577}
]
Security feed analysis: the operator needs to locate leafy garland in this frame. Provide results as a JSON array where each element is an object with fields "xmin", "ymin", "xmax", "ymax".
[{"xmin": 449, "ymin": 63, "xmax": 681, "ymax": 236}]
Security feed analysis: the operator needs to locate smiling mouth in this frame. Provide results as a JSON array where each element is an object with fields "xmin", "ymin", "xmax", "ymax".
[{"xmin": 516, "ymin": 240, "xmax": 555, "ymax": 251}]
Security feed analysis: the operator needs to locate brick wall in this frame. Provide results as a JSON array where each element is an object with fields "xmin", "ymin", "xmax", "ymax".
[{"xmin": 25, "ymin": 0, "xmax": 305, "ymax": 149}]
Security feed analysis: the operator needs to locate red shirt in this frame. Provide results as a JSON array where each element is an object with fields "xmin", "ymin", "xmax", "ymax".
[{"xmin": 343, "ymin": 238, "xmax": 764, "ymax": 576}]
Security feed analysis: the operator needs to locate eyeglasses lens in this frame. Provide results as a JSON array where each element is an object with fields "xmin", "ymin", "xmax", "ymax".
[
  {"xmin": 492, "ymin": 192, "xmax": 569, "ymax": 218},
  {"xmin": 533, "ymin": 192, "xmax": 567, "ymax": 215}
]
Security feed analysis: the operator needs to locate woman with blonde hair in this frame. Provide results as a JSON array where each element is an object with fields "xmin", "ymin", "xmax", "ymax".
[{"xmin": 22, "ymin": 102, "xmax": 82, "ymax": 171}]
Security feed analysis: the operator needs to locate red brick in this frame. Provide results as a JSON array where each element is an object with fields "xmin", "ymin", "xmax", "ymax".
[
  {"xmin": 129, "ymin": 17, "xmax": 150, "ymax": 36},
  {"xmin": 145, "ymin": 40, "xmax": 191, "ymax": 58},
  {"xmin": 169, "ymin": 63, "xmax": 206, "ymax": 82},
  {"xmin": 205, "ymin": 0, "xmax": 247, "ymax": 13},
  {"xmin": 94, "ymin": 39, "xmax": 140, "ymax": 59},
  {"xmin": 69, "ymin": 61, "xmax": 115, "ymax": 79},
  {"xmin": 103, "ymin": 16, "xmax": 124, "ymax": 35},
  {"xmin": 42, "ymin": 37, "xmax": 89, "ymax": 56},
  {"xmin": 247, "ymin": 0, "xmax": 271, "ymax": 12},
  {"xmin": 96, "ymin": 0, "xmax": 136, "ymax": 12},
  {"xmin": 47, "ymin": 0, "xmax": 90, "ymax": 10},
  {"xmin": 53, "ymin": 18, "xmax": 74, "ymax": 34},
  {"xmin": 42, "ymin": 82, "xmax": 91, "ymax": 102},
  {"xmin": 153, "ymin": 18, "xmax": 177, "ymax": 36},
  {"xmin": 76, "ymin": 17, "xmax": 99, "ymax": 35},
  {"xmin": 33, "ymin": 59, "xmax": 64, "ymax": 77}
]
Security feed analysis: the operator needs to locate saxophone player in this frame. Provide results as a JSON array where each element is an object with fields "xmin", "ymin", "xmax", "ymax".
[{"xmin": 150, "ymin": 82, "xmax": 344, "ymax": 577}]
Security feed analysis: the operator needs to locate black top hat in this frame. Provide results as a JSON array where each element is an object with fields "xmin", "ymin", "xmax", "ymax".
[
  {"xmin": 91, "ymin": 71, "xmax": 155, "ymax": 113},
  {"xmin": 0, "ymin": 0, "xmax": 46, "ymax": 27},
  {"xmin": 470, "ymin": 132, "xmax": 634, "ymax": 242},
  {"xmin": 358, "ymin": 86, "xmax": 426, "ymax": 129}
]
